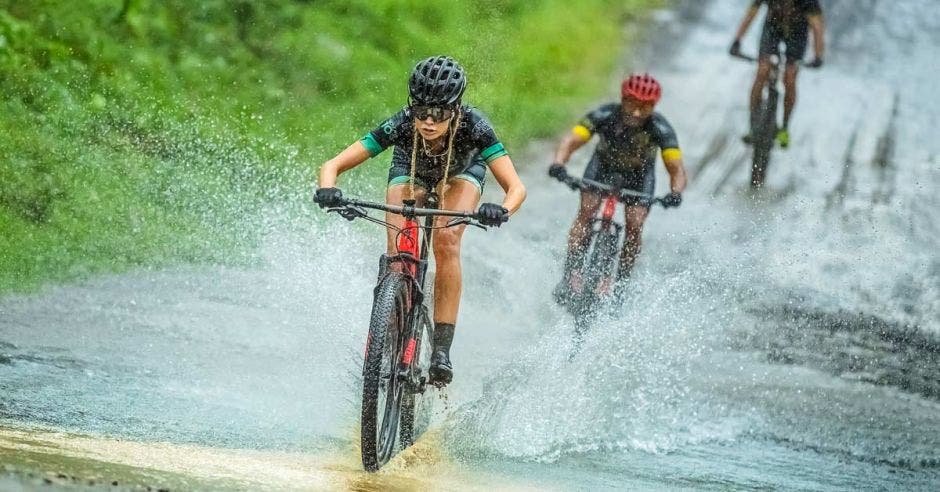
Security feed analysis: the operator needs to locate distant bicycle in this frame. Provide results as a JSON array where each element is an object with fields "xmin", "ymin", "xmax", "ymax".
[
  {"xmin": 325, "ymin": 194, "xmax": 497, "ymax": 472},
  {"xmin": 733, "ymin": 52, "xmax": 818, "ymax": 188}
]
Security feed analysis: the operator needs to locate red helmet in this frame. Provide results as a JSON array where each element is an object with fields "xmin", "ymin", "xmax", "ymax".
[{"xmin": 621, "ymin": 73, "xmax": 661, "ymax": 103}]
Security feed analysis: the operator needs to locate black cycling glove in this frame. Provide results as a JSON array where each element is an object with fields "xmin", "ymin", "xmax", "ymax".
[
  {"xmin": 661, "ymin": 192, "xmax": 682, "ymax": 208},
  {"xmin": 548, "ymin": 163, "xmax": 568, "ymax": 181},
  {"xmin": 805, "ymin": 57, "xmax": 823, "ymax": 69},
  {"xmin": 477, "ymin": 203, "xmax": 509, "ymax": 227},
  {"xmin": 314, "ymin": 187, "xmax": 343, "ymax": 208}
]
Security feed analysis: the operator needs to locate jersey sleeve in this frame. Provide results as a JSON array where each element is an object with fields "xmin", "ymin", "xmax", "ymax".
[
  {"xmin": 651, "ymin": 113, "xmax": 682, "ymax": 161},
  {"xmin": 359, "ymin": 109, "xmax": 409, "ymax": 158},
  {"xmin": 469, "ymin": 111, "xmax": 508, "ymax": 165},
  {"xmin": 573, "ymin": 104, "xmax": 614, "ymax": 141}
]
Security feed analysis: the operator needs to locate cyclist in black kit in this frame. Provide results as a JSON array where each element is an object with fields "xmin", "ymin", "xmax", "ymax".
[
  {"xmin": 315, "ymin": 56, "xmax": 526, "ymax": 386},
  {"xmin": 730, "ymin": 0, "xmax": 826, "ymax": 148},
  {"xmin": 549, "ymin": 74, "xmax": 687, "ymax": 299}
]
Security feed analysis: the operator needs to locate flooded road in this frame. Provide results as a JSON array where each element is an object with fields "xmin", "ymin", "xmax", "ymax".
[{"xmin": 2, "ymin": 0, "xmax": 939, "ymax": 489}]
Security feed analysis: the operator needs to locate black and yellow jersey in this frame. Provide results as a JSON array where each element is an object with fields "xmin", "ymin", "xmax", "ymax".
[
  {"xmin": 359, "ymin": 105, "xmax": 508, "ymax": 187},
  {"xmin": 573, "ymin": 103, "xmax": 681, "ymax": 174}
]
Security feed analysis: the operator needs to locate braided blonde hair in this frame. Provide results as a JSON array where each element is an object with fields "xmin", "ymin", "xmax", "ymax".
[{"xmin": 407, "ymin": 108, "xmax": 463, "ymax": 204}]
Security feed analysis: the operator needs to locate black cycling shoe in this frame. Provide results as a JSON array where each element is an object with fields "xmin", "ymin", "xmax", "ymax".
[{"xmin": 428, "ymin": 350, "xmax": 453, "ymax": 386}]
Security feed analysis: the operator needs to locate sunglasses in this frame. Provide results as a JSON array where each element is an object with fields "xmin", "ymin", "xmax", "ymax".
[{"xmin": 410, "ymin": 105, "xmax": 454, "ymax": 123}]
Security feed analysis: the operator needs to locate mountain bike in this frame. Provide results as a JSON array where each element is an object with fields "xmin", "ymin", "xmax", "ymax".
[
  {"xmin": 325, "ymin": 194, "xmax": 493, "ymax": 472},
  {"xmin": 734, "ymin": 52, "xmax": 818, "ymax": 188},
  {"xmin": 553, "ymin": 176, "xmax": 671, "ymax": 337}
]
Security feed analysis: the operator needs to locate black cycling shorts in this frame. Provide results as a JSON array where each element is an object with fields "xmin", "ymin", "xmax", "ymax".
[
  {"xmin": 759, "ymin": 24, "xmax": 809, "ymax": 63},
  {"xmin": 387, "ymin": 160, "xmax": 486, "ymax": 193},
  {"xmin": 583, "ymin": 156, "xmax": 655, "ymax": 207}
]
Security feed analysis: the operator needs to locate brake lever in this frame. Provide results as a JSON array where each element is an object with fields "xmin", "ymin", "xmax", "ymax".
[
  {"xmin": 446, "ymin": 217, "xmax": 486, "ymax": 230},
  {"xmin": 330, "ymin": 205, "xmax": 366, "ymax": 221}
]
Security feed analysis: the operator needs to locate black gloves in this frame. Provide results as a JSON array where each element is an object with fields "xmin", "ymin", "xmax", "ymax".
[
  {"xmin": 477, "ymin": 203, "xmax": 509, "ymax": 227},
  {"xmin": 729, "ymin": 39, "xmax": 742, "ymax": 56},
  {"xmin": 548, "ymin": 163, "xmax": 568, "ymax": 181},
  {"xmin": 805, "ymin": 57, "xmax": 823, "ymax": 69},
  {"xmin": 661, "ymin": 192, "xmax": 682, "ymax": 208},
  {"xmin": 314, "ymin": 187, "xmax": 343, "ymax": 208}
]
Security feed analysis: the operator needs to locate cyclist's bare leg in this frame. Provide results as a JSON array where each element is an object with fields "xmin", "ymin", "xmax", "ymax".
[
  {"xmin": 750, "ymin": 57, "xmax": 774, "ymax": 122},
  {"xmin": 782, "ymin": 63, "xmax": 799, "ymax": 129},
  {"xmin": 565, "ymin": 191, "xmax": 603, "ymax": 273},
  {"xmin": 430, "ymin": 179, "xmax": 480, "ymax": 324},
  {"xmin": 617, "ymin": 205, "xmax": 649, "ymax": 279},
  {"xmin": 384, "ymin": 184, "xmax": 428, "ymax": 256}
]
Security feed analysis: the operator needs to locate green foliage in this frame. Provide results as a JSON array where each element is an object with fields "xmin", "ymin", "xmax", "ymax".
[{"xmin": 0, "ymin": 0, "xmax": 657, "ymax": 293}]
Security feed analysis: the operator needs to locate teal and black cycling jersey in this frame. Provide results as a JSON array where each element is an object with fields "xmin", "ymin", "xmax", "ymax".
[{"xmin": 360, "ymin": 105, "xmax": 508, "ymax": 190}]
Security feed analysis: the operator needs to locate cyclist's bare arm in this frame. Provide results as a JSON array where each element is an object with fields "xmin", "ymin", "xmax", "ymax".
[
  {"xmin": 662, "ymin": 150, "xmax": 688, "ymax": 194},
  {"xmin": 488, "ymin": 155, "xmax": 526, "ymax": 214},
  {"xmin": 733, "ymin": 5, "xmax": 761, "ymax": 40},
  {"xmin": 553, "ymin": 128, "xmax": 591, "ymax": 165},
  {"xmin": 808, "ymin": 13, "xmax": 825, "ymax": 60},
  {"xmin": 318, "ymin": 141, "xmax": 372, "ymax": 187}
]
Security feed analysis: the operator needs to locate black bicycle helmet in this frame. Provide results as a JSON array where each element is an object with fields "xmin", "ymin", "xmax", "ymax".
[{"xmin": 408, "ymin": 55, "xmax": 467, "ymax": 106}]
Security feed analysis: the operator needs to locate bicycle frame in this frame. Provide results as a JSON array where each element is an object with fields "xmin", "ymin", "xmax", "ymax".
[
  {"xmin": 557, "ymin": 176, "xmax": 664, "ymax": 306},
  {"xmin": 327, "ymin": 193, "xmax": 486, "ymax": 471},
  {"xmin": 388, "ymin": 197, "xmax": 436, "ymax": 371},
  {"xmin": 332, "ymin": 194, "xmax": 482, "ymax": 390}
]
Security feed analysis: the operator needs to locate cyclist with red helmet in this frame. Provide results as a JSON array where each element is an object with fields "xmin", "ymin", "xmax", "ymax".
[
  {"xmin": 730, "ymin": 0, "xmax": 825, "ymax": 148},
  {"xmin": 549, "ymin": 73, "xmax": 687, "ymax": 299}
]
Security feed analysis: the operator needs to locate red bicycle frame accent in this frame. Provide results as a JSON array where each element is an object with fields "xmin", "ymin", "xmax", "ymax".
[
  {"xmin": 397, "ymin": 219, "xmax": 421, "ymax": 278},
  {"xmin": 396, "ymin": 219, "xmax": 421, "ymax": 364},
  {"xmin": 601, "ymin": 195, "xmax": 618, "ymax": 223},
  {"xmin": 401, "ymin": 338, "xmax": 417, "ymax": 365}
]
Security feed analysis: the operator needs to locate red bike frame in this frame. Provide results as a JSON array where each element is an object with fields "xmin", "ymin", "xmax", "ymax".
[
  {"xmin": 397, "ymin": 218, "xmax": 421, "ymax": 366},
  {"xmin": 600, "ymin": 194, "xmax": 618, "ymax": 224}
]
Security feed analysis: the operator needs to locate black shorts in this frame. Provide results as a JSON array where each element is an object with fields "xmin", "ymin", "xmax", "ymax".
[
  {"xmin": 583, "ymin": 156, "xmax": 655, "ymax": 207},
  {"xmin": 387, "ymin": 160, "xmax": 486, "ymax": 193},
  {"xmin": 759, "ymin": 24, "xmax": 808, "ymax": 63}
]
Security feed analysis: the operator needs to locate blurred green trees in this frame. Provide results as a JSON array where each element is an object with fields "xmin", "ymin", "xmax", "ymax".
[{"xmin": 0, "ymin": 0, "xmax": 655, "ymax": 292}]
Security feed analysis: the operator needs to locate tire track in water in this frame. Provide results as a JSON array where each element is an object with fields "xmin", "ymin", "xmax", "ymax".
[
  {"xmin": 824, "ymin": 122, "xmax": 860, "ymax": 211},
  {"xmin": 737, "ymin": 305, "xmax": 940, "ymax": 401},
  {"xmin": 871, "ymin": 93, "xmax": 900, "ymax": 206}
]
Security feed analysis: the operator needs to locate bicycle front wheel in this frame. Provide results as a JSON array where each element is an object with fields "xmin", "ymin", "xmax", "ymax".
[
  {"xmin": 751, "ymin": 92, "xmax": 778, "ymax": 188},
  {"xmin": 361, "ymin": 272, "xmax": 408, "ymax": 472}
]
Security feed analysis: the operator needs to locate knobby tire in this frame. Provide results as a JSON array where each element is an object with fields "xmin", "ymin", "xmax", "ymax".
[
  {"xmin": 361, "ymin": 272, "xmax": 408, "ymax": 472},
  {"xmin": 751, "ymin": 91, "xmax": 778, "ymax": 188}
]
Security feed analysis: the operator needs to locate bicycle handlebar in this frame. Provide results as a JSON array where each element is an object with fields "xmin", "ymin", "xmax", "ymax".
[
  {"xmin": 731, "ymin": 52, "xmax": 817, "ymax": 68},
  {"xmin": 731, "ymin": 52, "xmax": 758, "ymax": 63},
  {"xmin": 326, "ymin": 196, "xmax": 508, "ymax": 231},
  {"xmin": 338, "ymin": 197, "xmax": 482, "ymax": 219},
  {"xmin": 560, "ymin": 176, "xmax": 670, "ymax": 207}
]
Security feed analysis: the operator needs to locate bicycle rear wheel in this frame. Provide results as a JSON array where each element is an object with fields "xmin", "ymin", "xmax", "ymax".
[{"xmin": 361, "ymin": 272, "xmax": 408, "ymax": 472}]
